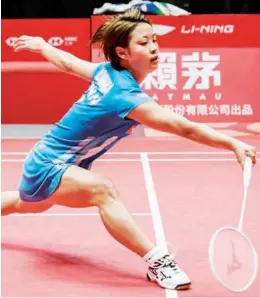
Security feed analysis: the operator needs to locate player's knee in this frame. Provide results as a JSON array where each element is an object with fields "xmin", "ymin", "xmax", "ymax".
[{"xmin": 90, "ymin": 178, "xmax": 119, "ymax": 206}]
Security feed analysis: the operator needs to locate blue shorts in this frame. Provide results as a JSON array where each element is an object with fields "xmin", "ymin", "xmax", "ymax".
[{"xmin": 18, "ymin": 143, "xmax": 92, "ymax": 202}]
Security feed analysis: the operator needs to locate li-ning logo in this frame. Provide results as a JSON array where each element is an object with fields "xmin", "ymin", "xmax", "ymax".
[
  {"xmin": 152, "ymin": 25, "xmax": 176, "ymax": 36},
  {"xmin": 181, "ymin": 25, "xmax": 235, "ymax": 34},
  {"xmin": 151, "ymin": 24, "xmax": 234, "ymax": 36}
]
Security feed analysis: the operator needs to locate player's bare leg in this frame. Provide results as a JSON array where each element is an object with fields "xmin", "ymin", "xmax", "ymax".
[
  {"xmin": 1, "ymin": 191, "xmax": 52, "ymax": 215},
  {"xmin": 2, "ymin": 166, "xmax": 191, "ymax": 289}
]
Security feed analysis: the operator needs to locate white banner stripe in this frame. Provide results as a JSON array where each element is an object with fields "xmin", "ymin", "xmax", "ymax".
[{"xmin": 1, "ymin": 61, "xmax": 61, "ymax": 72}]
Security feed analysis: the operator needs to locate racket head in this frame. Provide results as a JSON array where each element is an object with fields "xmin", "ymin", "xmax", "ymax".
[{"xmin": 208, "ymin": 227, "xmax": 258, "ymax": 292}]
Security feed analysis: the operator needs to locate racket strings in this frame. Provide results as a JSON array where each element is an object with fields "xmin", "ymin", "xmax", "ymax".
[{"xmin": 209, "ymin": 227, "xmax": 258, "ymax": 292}]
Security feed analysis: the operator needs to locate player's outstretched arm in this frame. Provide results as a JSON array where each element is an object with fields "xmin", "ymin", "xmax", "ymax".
[
  {"xmin": 12, "ymin": 35, "xmax": 98, "ymax": 80},
  {"xmin": 128, "ymin": 101, "xmax": 256, "ymax": 168}
]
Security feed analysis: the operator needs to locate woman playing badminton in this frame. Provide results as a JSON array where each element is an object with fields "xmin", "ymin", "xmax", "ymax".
[{"xmin": 1, "ymin": 8, "xmax": 256, "ymax": 290}]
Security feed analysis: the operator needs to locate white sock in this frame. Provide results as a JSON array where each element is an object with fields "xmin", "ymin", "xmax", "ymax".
[{"xmin": 143, "ymin": 246, "xmax": 168, "ymax": 263}]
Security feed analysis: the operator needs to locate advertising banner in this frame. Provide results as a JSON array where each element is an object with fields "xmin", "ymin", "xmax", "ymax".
[
  {"xmin": 91, "ymin": 15, "xmax": 260, "ymax": 122},
  {"xmin": 2, "ymin": 19, "xmax": 90, "ymax": 123}
]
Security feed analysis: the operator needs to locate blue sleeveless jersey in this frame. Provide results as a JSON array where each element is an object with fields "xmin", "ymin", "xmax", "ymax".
[{"xmin": 19, "ymin": 62, "xmax": 152, "ymax": 201}]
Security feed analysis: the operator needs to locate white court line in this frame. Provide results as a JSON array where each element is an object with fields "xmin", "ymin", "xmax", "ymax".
[
  {"xmin": 1, "ymin": 159, "xmax": 140, "ymax": 162},
  {"xmin": 146, "ymin": 158, "xmax": 238, "ymax": 162},
  {"xmin": 1, "ymin": 158, "xmax": 239, "ymax": 162},
  {"xmin": 141, "ymin": 153, "xmax": 177, "ymax": 298},
  {"xmin": 5, "ymin": 297, "xmax": 258, "ymax": 298},
  {"xmin": 9, "ymin": 212, "xmax": 151, "ymax": 217},
  {"xmin": 1, "ymin": 297, "xmax": 258, "ymax": 298},
  {"xmin": 2, "ymin": 151, "xmax": 260, "ymax": 155}
]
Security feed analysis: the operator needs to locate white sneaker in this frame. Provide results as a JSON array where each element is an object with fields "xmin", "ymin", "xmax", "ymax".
[{"xmin": 147, "ymin": 254, "xmax": 191, "ymax": 290}]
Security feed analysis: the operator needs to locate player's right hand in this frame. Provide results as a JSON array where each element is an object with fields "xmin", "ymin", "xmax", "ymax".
[
  {"xmin": 232, "ymin": 141, "xmax": 257, "ymax": 170},
  {"xmin": 13, "ymin": 35, "xmax": 46, "ymax": 53}
]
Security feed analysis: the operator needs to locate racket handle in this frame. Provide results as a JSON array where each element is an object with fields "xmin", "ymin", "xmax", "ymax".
[{"xmin": 243, "ymin": 157, "xmax": 252, "ymax": 188}]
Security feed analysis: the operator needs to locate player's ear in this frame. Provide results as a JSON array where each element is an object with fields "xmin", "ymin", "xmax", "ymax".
[{"xmin": 115, "ymin": 46, "xmax": 128, "ymax": 60}]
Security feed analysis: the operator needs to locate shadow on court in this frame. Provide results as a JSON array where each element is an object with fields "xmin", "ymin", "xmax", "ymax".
[{"xmin": 2, "ymin": 242, "xmax": 148, "ymax": 288}]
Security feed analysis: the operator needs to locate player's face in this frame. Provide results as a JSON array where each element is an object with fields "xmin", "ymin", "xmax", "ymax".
[{"xmin": 126, "ymin": 23, "xmax": 159, "ymax": 73}]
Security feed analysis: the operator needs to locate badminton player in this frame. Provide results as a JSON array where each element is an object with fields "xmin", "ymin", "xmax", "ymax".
[{"xmin": 1, "ymin": 8, "xmax": 256, "ymax": 290}]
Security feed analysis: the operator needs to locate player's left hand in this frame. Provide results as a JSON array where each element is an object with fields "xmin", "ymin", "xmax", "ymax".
[
  {"xmin": 233, "ymin": 142, "xmax": 257, "ymax": 169},
  {"xmin": 13, "ymin": 35, "xmax": 46, "ymax": 53}
]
